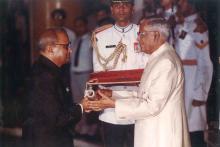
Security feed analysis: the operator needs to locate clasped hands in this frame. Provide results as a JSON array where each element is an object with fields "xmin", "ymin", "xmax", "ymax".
[{"xmin": 81, "ymin": 89, "xmax": 115, "ymax": 113}]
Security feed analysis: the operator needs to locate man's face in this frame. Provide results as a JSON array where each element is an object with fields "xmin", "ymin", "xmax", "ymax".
[
  {"xmin": 52, "ymin": 13, "xmax": 65, "ymax": 27},
  {"xmin": 74, "ymin": 19, "xmax": 87, "ymax": 36},
  {"xmin": 111, "ymin": 2, "xmax": 133, "ymax": 23},
  {"xmin": 52, "ymin": 32, "xmax": 71, "ymax": 66},
  {"xmin": 177, "ymin": 0, "xmax": 190, "ymax": 14},
  {"xmin": 138, "ymin": 23, "xmax": 156, "ymax": 54}
]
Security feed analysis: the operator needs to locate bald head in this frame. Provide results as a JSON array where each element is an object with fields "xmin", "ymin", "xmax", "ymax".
[
  {"xmin": 38, "ymin": 28, "xmax": 67, "ymax": 52},
  {"xmin": 38, "ymin": 28, "xmax": 70, "ymax": 67}
]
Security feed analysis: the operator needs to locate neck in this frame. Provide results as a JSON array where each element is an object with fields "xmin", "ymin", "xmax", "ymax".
[
  {"xmin": 40, "ymin": 52, "xmax": 61, "ymax": 67},
  {"xmin": 116, "ymin": 21, "xmax": 130, "ymax": 27},
  {"xmin": 77, "ymin": 30, "xmax": 88, "ymax": 37},
  {"xmin": 151, "ymin": 41, "xmax": 165, "ymax": 54}
]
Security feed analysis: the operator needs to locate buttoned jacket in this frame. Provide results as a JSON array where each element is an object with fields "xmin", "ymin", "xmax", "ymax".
[
  {"xmin": 115, "ymin": 43, "xmax": 191, "ymax": 147},
  {"xmin": 22, "ymin": 55, "xmax": 82, "ymax": 147}
]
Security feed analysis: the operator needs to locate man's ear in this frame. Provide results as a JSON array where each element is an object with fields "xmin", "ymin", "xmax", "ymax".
[
  {"xmin": 48, "ymin": 45, "xmax": 54, "ymax": 52},
  {"xmin": 154, "ymin": 31, "xmax": 160, "ymax": 41},
  {"xmin": 45, "ymin": 45, "xmax": 54, "ymax": 56}
]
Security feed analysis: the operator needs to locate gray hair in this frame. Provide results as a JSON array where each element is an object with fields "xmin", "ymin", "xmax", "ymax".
[
  {"xmin": 142, "ymin": 17, "xmax": 170, "ymax": 40},
  {"xmin": 38, "ymin": 27, "xmax": 67, "ymax": 51}
]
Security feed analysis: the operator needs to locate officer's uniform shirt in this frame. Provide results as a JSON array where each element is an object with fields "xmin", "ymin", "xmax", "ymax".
[
  {"xmin": 174, "ymin": 13, "xmax": 213, "ymax": 132},
  {"xmin": 93, "ymin": 24, "xmax": 148, "ymax": 124}
]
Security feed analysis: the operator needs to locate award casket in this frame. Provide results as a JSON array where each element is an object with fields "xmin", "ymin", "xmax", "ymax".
[{"xmin": 84, "ymin": 69, "xmax": 144, "ymax": 98}]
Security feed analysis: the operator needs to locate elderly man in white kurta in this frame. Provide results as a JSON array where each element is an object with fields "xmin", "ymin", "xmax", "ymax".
[{"xmin": 89, "ymin": 18, "xmax": 191, "ymax": 147}]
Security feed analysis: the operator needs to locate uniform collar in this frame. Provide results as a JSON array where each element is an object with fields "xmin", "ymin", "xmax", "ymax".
[{"xmin": 114, "ymin": 24, "xmax": 133, "ymax": 33}]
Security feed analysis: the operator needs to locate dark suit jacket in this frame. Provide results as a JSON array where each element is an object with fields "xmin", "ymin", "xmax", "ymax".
[{"xmin": 22, "ymin": 55, "xmax": 82, "ymax": 147}]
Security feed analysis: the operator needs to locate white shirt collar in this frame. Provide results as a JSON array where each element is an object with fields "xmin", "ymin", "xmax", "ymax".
[{"xmin": 114, "ymin": 24, "xmax": 134, "ymax": 33}]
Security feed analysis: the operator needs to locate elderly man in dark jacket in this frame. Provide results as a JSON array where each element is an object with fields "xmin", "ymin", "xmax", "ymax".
[{"xmin": 22, "ymin": 28, "xmax": 89, "ymax": 147}]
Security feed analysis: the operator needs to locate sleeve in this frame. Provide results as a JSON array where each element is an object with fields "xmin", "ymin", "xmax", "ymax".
[
  {"xmin": 111, "ymin": 90, "xmax": 138, "ymax": 101},
  {"xmin": 93, "ymin": 43, "xmax": 100, "ymax": 72},
  {"xmin": 115, "ymin": 59, "xmax": 177, "ymax": 120},
  {"xmin": 55, "ymin": 103, "xmax": 82, "ymax": 128},
  {"xmin": 192, "ymin": 31, "xmax": 213, "ymax": 101},
  {"xmin": 92, "ymin": 34, "xmax": 103, "ymax": 72}
]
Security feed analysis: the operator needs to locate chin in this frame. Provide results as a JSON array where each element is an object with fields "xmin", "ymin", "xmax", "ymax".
[
  {"xmin": 65, "ymin": 60, "xmax": 69, "ymax": 64},
  {"xmin": 66, "ymin": 57, "xmax": 70, "ymax": 62}
]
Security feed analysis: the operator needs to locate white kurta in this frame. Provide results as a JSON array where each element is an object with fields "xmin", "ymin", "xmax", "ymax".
[{"xmin": 115, "ymin": 43, "xmax": 191, "ymax": 147}]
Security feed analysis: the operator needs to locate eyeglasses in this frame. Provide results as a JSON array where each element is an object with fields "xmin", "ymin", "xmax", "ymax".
[
  {"xmin": 54, "ymin": 42, "xmax": 71, "ymax": 49},
  {"xmin": 137, "ymin": 31, "xmax": 157, "ymax": 38}
]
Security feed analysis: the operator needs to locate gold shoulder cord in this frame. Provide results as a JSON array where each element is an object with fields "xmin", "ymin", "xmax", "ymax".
[{"xmin": 92, "ymin": 24, "xmax": 127, "ymax": 71}]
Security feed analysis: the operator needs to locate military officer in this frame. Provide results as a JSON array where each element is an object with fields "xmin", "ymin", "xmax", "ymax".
[
  {"xmin": 174, "ymin": 0, "xmax": 213, "ymax": 146},
  {"xmin": 91, "ymin": 0, "xmax": 148, "ymax": 146}
]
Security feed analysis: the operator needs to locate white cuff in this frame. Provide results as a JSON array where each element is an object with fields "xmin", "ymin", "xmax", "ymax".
[{"xmin": 78, "ymin": 104, "xmax": 83, "ymax": 114}]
